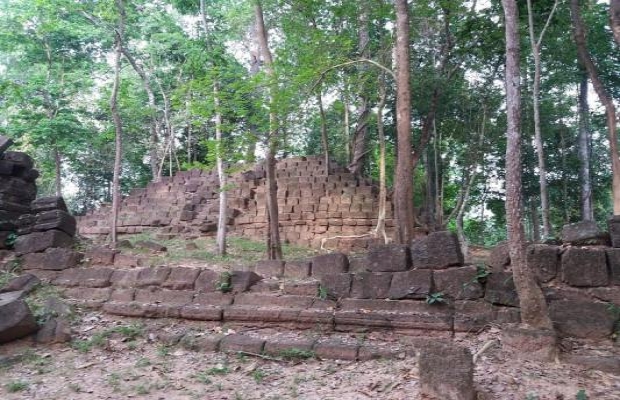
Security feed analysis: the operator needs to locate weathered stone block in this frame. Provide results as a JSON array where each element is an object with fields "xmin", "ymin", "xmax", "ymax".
[
  {"xmin": 161, "ymin": 267, "xmax": 200, "ymax": 290},
  {"xmin": 179, "ymin": 305, "xmax": 222, "ymax": 321},
  {"xmin": 487, "ymin": 242, "xmax": 510, "ymax": 270},
  {"xmin": 419, "ymin": 341, "xmax": 476, "ymax": 400},
  {"xmin": 34, "ymin": 210, "xmax": 76, "ymax": 236},
  {"xmin": 110, "ymin": 269, "xmax": 140, "ymax": 288},
  {"xmin": 85, "ymin": 246, "xmax": 118, "ymax": 266},
  {"xmin": 350, "ymin": 272, "xmax": 392, "ymax": 299},
  {"xmin": 454, "ymin": 300, "xmax": 495, "ymax": 332},
  {"xmin": 562, "ymin": 221, "xmax": 608, "ymax": 245},
  {"xmin": 605, "ymin": 248, "xmax": 620, "ymax": 285},
  {"xmin": 135, "ymin": 288, "xmax": 194, "ymax": 305},
  {"xmin": 314, "ymin": 340, "xmax": 359, "ymax": 361},
  {"xmin": 484, "ymin": 272, "xmax": 519, "ymax": 307},
  {"xmin": 255, "ymin": 260, "xmax": 285, "ymax": 278},
  {"xmin": 230, "ymin": 270, "xmax": 262, "ymax": 293},
  {"xmin": 561, "ymin": 247, "xmax": 609, "ymax": 287},
  {"xmin": 549, "ymin": 300, "xmax": 615, "ymax": 339},
  {"xmin": 434, "ymin": 266, "xmax": 483, "ymax": 300},
  {"xmin": 2, "ymin": 151, "xmax": 33, "ymax": 170},
  {"xmin": 366, "ymin": 244, "xmax": 410, "ymax": 272},
  {"xmin": 608, "ymin": 215, "xmax": 620, "ymax": 248},
  {"xmin": 0, "ymin": 274, "xmax": 40, "ymax": 295},
  {"xmin": 282, "ymin": 281, "xmax": 319, "ymax": 296},
  {"xmin": 194, "ymin": 269, "xmax": 219, "ymax": 292},
  {"xmin": 388, "ymin": 269, "xmax": 433, "ymax": 300},
  {"xmin": 311, "ymin": 252, "xmax": 349, "ymax": 277},
  {"xmin": 35, "ymin": 317, "xmax": 71, "ymax": 344},
  {"xmin": 283, "ymin": 260, "xmax": 311, "ymax": 278},
  {"xmin": 0, "ymin": 135, "xmax": 13, "ymax": 155},
  {"xmin": 14, "ymin": 230, "xmax": 73, "ymax": 255},
  {"xmin": 21, "ymin": 248, "xmax": 83, "ymax": 270},
  {"xmin": 220, "ymin": 334, "xmax": 265, "ymax": 354},
  {"xmin": 526, "ymin": 244, "xmax": 559, "ymax": 283},
  {"xmin": 263, "ymin": 339, "xmax": 316, "ymax": 357},
  {"xmin": 411, "ymin": 231, "xmax": 463, "ymax": 269},
  {"xmin": 320, "ymin": 273, "xmax": 351, "ymax": 299},
  {"xmin": 0, "ymin": 291, "xmax": 38, "ymax": 344},
  {"xmin": 31, "ymin": 196, "xmax": 68, "ymax": 213},
  {"xmin": 502, "ymin": 325, "xmax": 557, "ymax": 361}
]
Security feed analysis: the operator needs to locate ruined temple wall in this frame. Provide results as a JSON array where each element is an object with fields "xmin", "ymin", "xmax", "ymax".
[{"xmin": 77, "ymin": 156, "xmax": 395, "ymax": 251}]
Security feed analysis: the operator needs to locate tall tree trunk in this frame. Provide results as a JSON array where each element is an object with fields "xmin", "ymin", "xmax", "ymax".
[
  {"xmin": 54, "ymin": 145, "xmax": 62, "ymax": 197},
  {"xmin": 530, "ymin": 198, "xmax": 541, "ymax": 242},
  {"xmin": 348, "ymin": 4, "xmax": 370, "ymax": 176},
  {"xmin": 200, "ymin": 0, "xmax": 227, "ymax": 256},
  {"xmin": 373, "ymin": 74, "xmax": 388, "ymax": 243},
  {"xmin": 612, "ymin": 0, "xmax": 620, "ymax": 45},
  {"xmin": 526, "ymin": 0, "xmax": 558, "ymax": 238},
  {"xmin": 578, "ymin": 73, "xmax": 594, "ymax": 221},
  {"xmin": 255, "ymin": 0, "xmax": 282, "ymax": 260},
  {"xmin": 560, "ymin": 125, "xmax": 571, "ymax": 224},
  {"xmin": 120, "ymin": 47, "xmax": 159, "ymax": 181},
  {"xmin": 110, "ymin": 0, "xmax": 125, "ymax": 245},
  {"xmin": 502, "ymin": 0, "xmax": 553, "ymax": 330},
  {"xmin": 571, "ymin": 0, "xmax": 620, "ymax": 215},
  {"xmin": 317, "ymin": 91, "xmax": 330, "ymax": 175},
  {"xmin": 393, "ymin": 0, "xmax": 414, "ymax": 245},
  {"xmin": 214, "ymin": 82, "xmax": 227, "ymax": 256}
]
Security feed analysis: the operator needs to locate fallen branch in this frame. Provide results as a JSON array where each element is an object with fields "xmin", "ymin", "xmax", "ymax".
[{"xmin": 472, "ymin": 339, "xmax": 499, "ymax": 363}]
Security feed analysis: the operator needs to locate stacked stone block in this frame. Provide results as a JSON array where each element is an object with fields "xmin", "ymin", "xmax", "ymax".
[
  {"xmin": 77, "ymin": 156, "xmax": 394, "ymax": 251},
  {"xmin": 16, "ymin": 196, "xmax": 81, "ymax": 271},
  {"xmin": 0, "ymin": 136, "xmax": 39, "ymax": 250}
]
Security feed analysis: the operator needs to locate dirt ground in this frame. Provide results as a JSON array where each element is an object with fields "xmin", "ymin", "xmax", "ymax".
[{"xmin": 1, "ymin": 307, "xmax": 619, "ymax": 400}]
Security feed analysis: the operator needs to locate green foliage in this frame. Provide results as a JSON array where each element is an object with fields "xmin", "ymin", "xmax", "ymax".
[
  {"xmin": 425, "ymin": 292, "xmax": 447, "ymax": 305},
  {"xmin": 278, "ymin": 348, "xmax": 316, "ymax": 361},
  {"xmin": 576, "ymin": 389, "xmax": 588, "ymax": 400},
  {"xmin": 5, "ymin": 380, "xmax": 29, "ymax": 393},
  {"xmin": 317, "ymin": 285, "xmax": 328, "ymax": 301},
  {"xmin": 216, "ymin": 271, "xmax": 232, "ymax": 293},
  {"xmin": 72, "ymin": 323, "xmax": 144, "ymax": 352}
]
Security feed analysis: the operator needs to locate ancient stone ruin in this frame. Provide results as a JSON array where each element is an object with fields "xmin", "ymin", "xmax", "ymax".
[
  {"xmin": 77, "ymin": 156, "xmax": 396, "ymax": 252},
  {"xmin": 16, "ymin": 231, "xmax": 616, "ymax": 344}
]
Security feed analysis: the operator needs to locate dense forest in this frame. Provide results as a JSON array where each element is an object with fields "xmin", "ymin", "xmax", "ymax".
[{"xmin": 1, "ymin": 0, "xmax": 619, "ymax": 250}]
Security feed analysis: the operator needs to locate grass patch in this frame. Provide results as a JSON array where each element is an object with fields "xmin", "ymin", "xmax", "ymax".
[
  {"xmin": 72, "ymin": 323, "xmax": 144, "ymax": 352},
  {"xmin": 278, "ymin": 348, "xmax": 316, "ymax": 361},
  {"xmin": 6, "ymin": 380, "xmax": 29, "ymax": 393}
]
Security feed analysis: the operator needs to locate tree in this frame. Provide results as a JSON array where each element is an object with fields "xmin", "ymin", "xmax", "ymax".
[
  {"xmin": 571, "ymin": 0, "xmax": 620, "ymax": 215},
  {"xmin": 255, "ymin": 0, "xmax": 282, "ymax": 260},
  {"xmin": 612, "ymin": 0, "xmax": 620, "ymax": 45},
  {"xmin": 578, "ymin": 73, "xmax": 594, "ymax": 221},
  {"xmin": 110, "ymin": 0, "xmax": 126, "ymax": 245},
  {"xmin": 393, "ymin": 0, "xmax": 414, "ymax": 244},
  {"xmin": 526, "ymin": 0, "xmax": 559, "ymax": 238},
  {"xmin": 502, "ymin": 0, "xmax": 554, "ymax": 331}
]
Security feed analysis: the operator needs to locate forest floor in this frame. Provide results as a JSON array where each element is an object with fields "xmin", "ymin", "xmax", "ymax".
[{"xmin": 0, "ymin": 236, "xmax": 619, "ymax": 400}]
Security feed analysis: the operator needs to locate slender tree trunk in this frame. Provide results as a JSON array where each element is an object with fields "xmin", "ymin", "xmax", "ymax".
[
  {"xmin": 348, "ymin": 4, "xmax": 370, "ymax": 176},
  {"xmin": 214, "ymin": 82, "xmax": 227, "ymax": 255},
  {"xmin": 317, "ymin": 91, "xmax": 330, "ymax": 175},
  {"xmin": 578, "ymin": 73, "xmax": 594, "ymax": 221},
  {"xmin": 502, "ymin": 0, "xmax": 553, "ymax": 330},
  {"xmin": 571, "ymin": 0, "xmax": 620, "ymax": 215},
  {"xmin": 394, "ymin": 0, "xmax": 414, "ymax": 245},
  {"xmin": 110, "ymin": 0, "xmax": 125, "ymax": 245},
  {"xmin": 120, "ymin": 47, "xmax": 159, "ymax": 181},
  {"xmin": 374, "ymin": 74, "xmax": 388, "ymax": 243},
  {"xmin": 255, "ymin": 0, "xmax": 282, "ymax": 260},
  {"xmin": 54, "ymin": 145, "xmax": 62, "ymax": 197},
  {"xmin": 560, "ymin": 125, "xmax": 571, "ymax": 224},
  {"xmin": 530, "ymin": 199, "xmax": 541, "ymax": 242},
  {"xmin": 200, "ymin": 0, "xmax": 227, "ymax": 255},
  {"xmin": 612, "ymin": 0, "xmax": 620, "ymax": 45},
  {"xmin": 456, "ymin": 171, "xmax": 476, "ymax": 260},
  {"xmin": 526, "ymin": 0, "xmax": 558, "ymax": 238},
  {"xmin": 343, "ymin": 98, "xmax": 350, "ymax": 163}
]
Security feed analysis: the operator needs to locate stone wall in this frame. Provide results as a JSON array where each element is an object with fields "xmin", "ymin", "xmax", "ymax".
[
  {"xmin": 29, "ymin": 231, "xmax": 619, "ymax": 340},
  {"xmin": 0, "ymin": 136, "xmax": 38, "ymax": 250},
  {"xmin": 78, "ymin": 156, "xmax": 395, "ymax": 251}
]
